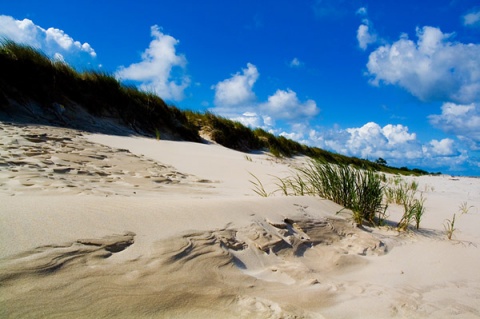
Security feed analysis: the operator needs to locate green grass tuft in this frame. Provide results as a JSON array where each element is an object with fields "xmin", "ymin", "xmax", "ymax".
[
  {"xmin": 249, "ymin": 173, "xmax": 273, "ymax": 197},
  {"xmin": 444, "ymin": 202, "xmax": 474, "ymax": 240},
  {"xmin": 273, "ymin": 161, "xmax": 386, "ymax": 226}
]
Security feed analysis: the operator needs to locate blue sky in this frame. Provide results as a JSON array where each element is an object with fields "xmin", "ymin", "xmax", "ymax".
[{"xmin": 1, "ymin": 1, "xmax": 480, "ymax": 175}]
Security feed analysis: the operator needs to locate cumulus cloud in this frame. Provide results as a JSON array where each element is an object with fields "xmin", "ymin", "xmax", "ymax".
[
  {"xmin": 210, "ymin": 64, "xmax": 319, "ymax": 132},
  {"xmin": 429, "ymin": 102, "xmax": 480, "ymax": 149},
  {"xmin": 381, "ymin": 123, "xmax": 417, "ymax": 145},
  {"xmin": 343, "ymin": 122, "xmax": 420, "ymax": 159},
  {"xmin": 424, "ymin": 138, "xmax": 457, "ymax": 156},
  {"xmin": 212, "ymin": 63, "xmax": 258, "ymax": 108},
  {"xmin": 280, "ymin": 123, "xmax": 310, "ymax": 143},
  {"xmin": 302, "ymin": 122, "xmax": 418, "ymax": 160},
  {"xmin": 0, "ymin": 15, "xmax": 40, "ymax": 45},
  {"xmin": 463, "ymin": 9, "xmax": 480, "ymax": 27},
  {"xmin": 230, "ymin": 112, "xmax": 274, "ymax": 129},
  {"xmin": 280, "ymin": 131, "xmax": 304, "ymax": 141},
  {"xmin": 116, "ymin": 25, "xmax": 189, "ymax": 101},
  {"xmin": 261, "ymin": 89, "xmax": 319, "ymax": 120},
  {"xmin": 304, "ymin": 122, "xmax": 463, "ymax": 169},
  {"xmin": 211, "ymin": 64, "xmax": 318, "ymax": 122},
  {"xmin": 367, "ymin": 26, "xmax": 480, "ymax": 104},
  {"xmin": 44, "ymin": 27, "xmax": 96, "ymax": 57},
  {"xmin": 0, "ymin": 15, "xmax": 96, "ymax": 66}
]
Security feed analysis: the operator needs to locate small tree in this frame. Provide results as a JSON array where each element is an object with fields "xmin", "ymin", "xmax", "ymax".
[{"xmin": 375, "ymin": 157, "xmax": 387, "ymax": 166}]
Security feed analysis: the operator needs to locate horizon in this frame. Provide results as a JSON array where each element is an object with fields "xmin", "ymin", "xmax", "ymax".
[{"xmin": 0, "ymin": 0, "xmax": 479, "ymax": 176}]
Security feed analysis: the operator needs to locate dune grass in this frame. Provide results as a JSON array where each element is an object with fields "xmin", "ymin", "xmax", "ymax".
[
  {"xmin": 384, "ymin": 178, "xmax": 426, "ymax": 230},
  {"xmin": 0, "ymin": 39, "xmax": 435, "ymax": 176},
  {"xmin": 249, "ymin": 173, "xmax": 272, "ymax": 197},
  {"xmin": 266, "ymin": 161, "xmax": 386, "ymax": 226},
  {"xmin": 444, "ymin": 214, "xmax": 457, "ymax": 240},
  {"xmin": 185, "ymin": 111, "xmax": 264, "ymax": 152},
  {"xmin": 250, "ymin": 163, "xmax": 432, "ymax": 230},
  {"xmin": 0, "ymin": 39, "xmax": 201, "ymax": 141},
  {"xmin": 299, "ymin": 162, "xmax": 385, "ymax": 226},
  {"xmin": 444, "ymin": 202, "xmax": 474, "ymax": 240},
  {"xmin": 397, "ymin": 195, "xmax": 426, "ymax": 231}
]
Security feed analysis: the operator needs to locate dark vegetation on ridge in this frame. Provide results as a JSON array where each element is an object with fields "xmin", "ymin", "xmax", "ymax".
[{"xmin": 0, "ymin": 40, "xmax": 433, "ymax": 175}]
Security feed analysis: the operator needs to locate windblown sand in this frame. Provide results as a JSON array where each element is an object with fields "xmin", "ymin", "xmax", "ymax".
[{"xmin": 1, "ymin": 122, "xmax": 479, "ymax": 318}]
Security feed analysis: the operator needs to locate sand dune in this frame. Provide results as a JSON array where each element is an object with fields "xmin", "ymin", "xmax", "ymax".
[{"xmin": 1, "ymin": 121, "xmax": 480, "ymax": 318}]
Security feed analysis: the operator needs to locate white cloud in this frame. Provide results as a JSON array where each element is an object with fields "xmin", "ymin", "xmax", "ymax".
[
  {"xmin": 305, "ymin": 122, "xmax": 466, "ymax": 170},
  {"xmin": 382, "ymin": 124, "xmax": 416, "ymax": 145},
  {"xmin": 289, "ymin": 57, "xmax": 303, "ymax": 68},
  {"xmin": 367, "ymin": 26, "xmax": 480, "ymax": 104},
  {"xmin": 0, "ymin": 15, "xmax": 39, "ymax": 45},
  {"xmin": 356, "ymin": 8, "xmax": 377, "ymax": 50},
  {"xmin": 279, "ymin": 123, "xmax": 310, "ymax": 144},
  {"xmin": 263, "ymin": 115, "xmax": 275, "ymax": 127},
  {"xmin": 210, "ymin": 64, "xmax": 319, "ymax": 133},
  {"xmin": 116, "ymin": 25, "xmax": 189, "ymax": 101},
  {"xmin": 231, "ymin": 112, "xmax": 267, "ymax": 128},
  {"xmin": 261, "ymin": 89, "xmax": 319, "ymax": 121},
  {"xmin": 463, "ymin": 10, "xmax": 480, "ymax": 27},
  {"xmin": 212, "ymin": 63, "xmax": 258, "ymax": 107},
  {"xmin": 0, "ymin": 15, "xmax": 97, "ymax": 65},
  {"xmin": 425, "ymin": 139, "xmax": 457, "ymax": 156},
  {"xmin": 429, "ymin": 102, "xmax": 480, "ymax": 149},
  {"xmin": 45, "ymin": 27, "xmax": 96, "ymax": 57},
  {"xmin": 357, "ymin": 23, "xmax": 377, "ymax": 50},
  {"xmin": 211, "ymin": 64, "xmax": 318, "ymax": 122},
  {"xmin": 53, "ymin": 52, "xmax": 65, "ymax": 62},
  {"xmin": 345, "ymin": 122, "xmax": 416, "ymax": 159},
  {"xmin": 305, "ymin": 122, "xmax": 421, "ymax": 160},
  {"xmin": 280, "ymin": 131, "xmax": 305, "ymax": 141}
]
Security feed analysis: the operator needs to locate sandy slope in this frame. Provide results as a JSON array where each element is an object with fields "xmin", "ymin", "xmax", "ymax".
[{"xmin": 1, "ymin": 122, "xmax": 480, "ymax": 318}]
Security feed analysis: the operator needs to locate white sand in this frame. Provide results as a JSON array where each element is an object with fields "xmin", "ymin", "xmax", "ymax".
[{"xmin": 1, "ymin": 122, "xmax": 479, "ymax": 318}]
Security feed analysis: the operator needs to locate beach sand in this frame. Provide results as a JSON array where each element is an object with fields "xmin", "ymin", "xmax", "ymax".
[{"xmin": 1, "ymin": 121, "xmax": 479, "ymax": 318}]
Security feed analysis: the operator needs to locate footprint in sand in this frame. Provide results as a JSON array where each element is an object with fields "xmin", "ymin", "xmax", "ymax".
[{"xmin": 0, "ymin": 122, "xmax": 214, "ymax": 196}]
